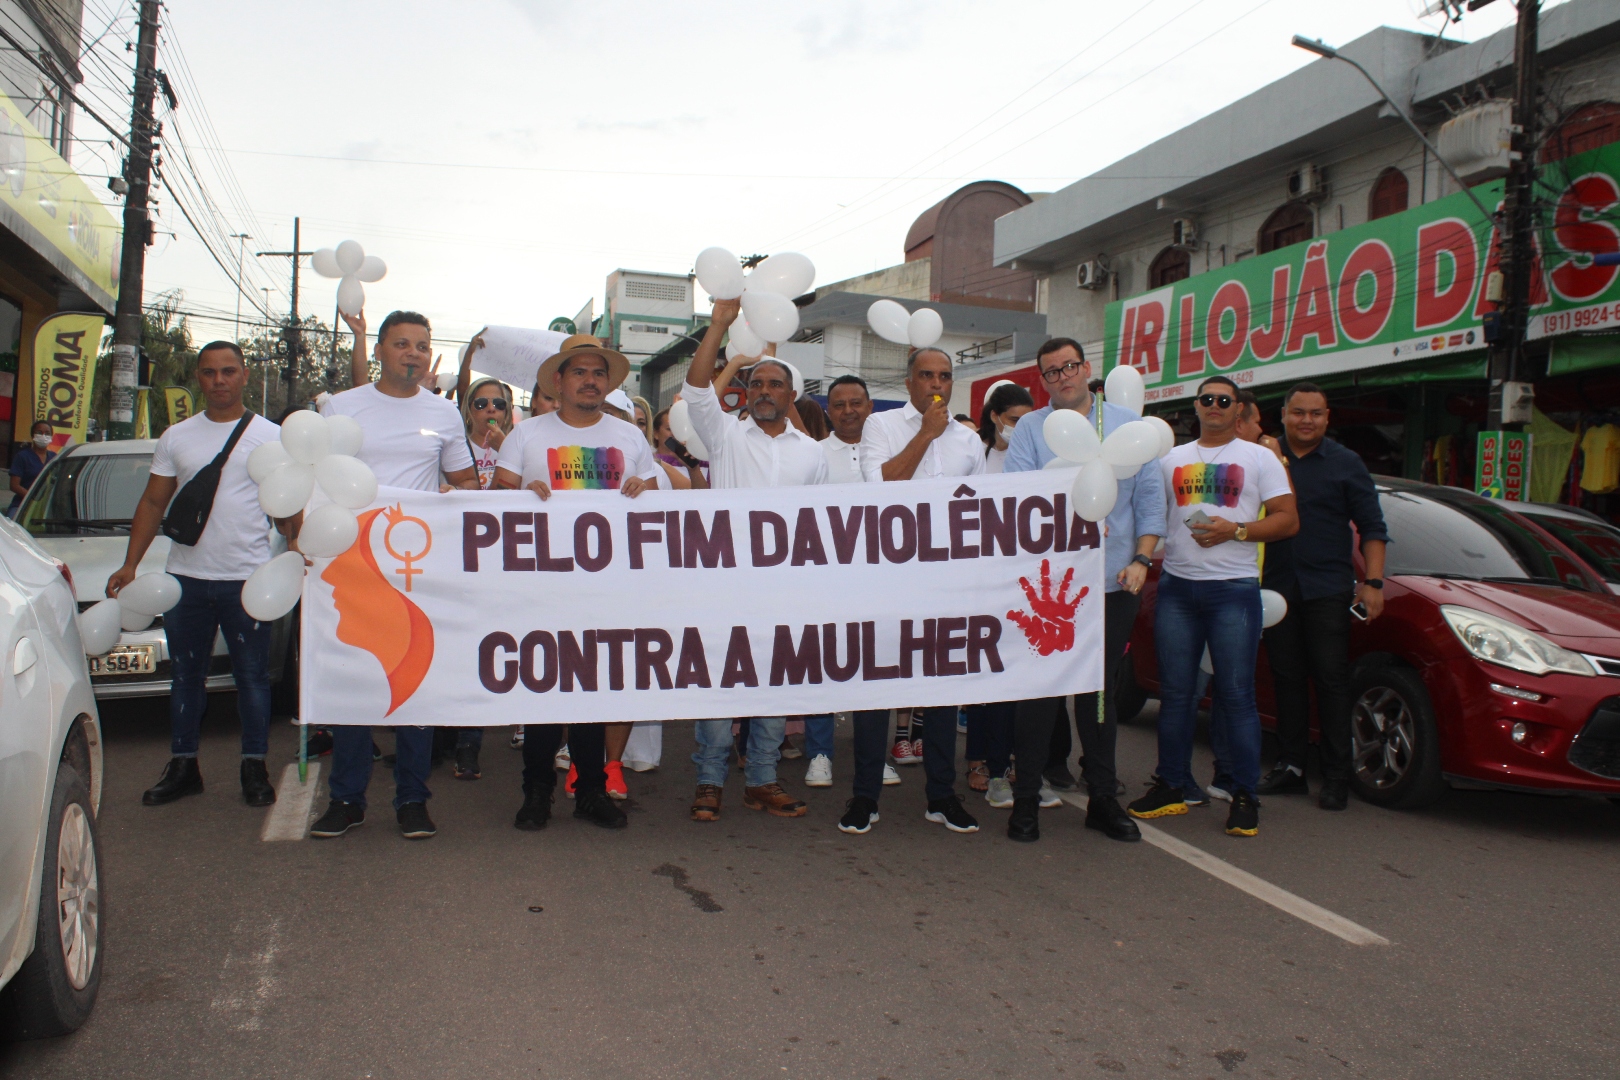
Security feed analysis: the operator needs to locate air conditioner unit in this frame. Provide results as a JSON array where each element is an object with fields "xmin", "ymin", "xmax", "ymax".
[
  {"xmin": 1171, "ymin": 218, "xmax": 1198, "ymax": 250},
  {"xmin": 1287, "ymin": 164, "xmax": 1328, "ymax": 202},
  {"xmin": 1076, "ymin": 259, "xmax": 1108, "ymax": 290}
]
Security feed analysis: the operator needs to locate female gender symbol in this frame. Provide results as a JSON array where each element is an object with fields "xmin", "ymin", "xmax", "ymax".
[{"xmin": 382, "ymin": 507, "xmax": 432, "ymax": 591}]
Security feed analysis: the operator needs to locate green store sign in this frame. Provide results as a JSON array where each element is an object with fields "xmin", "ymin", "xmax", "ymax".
[{"xmin": 1102, "ymin": 139, "xmax": 1620, "ymax": 405}]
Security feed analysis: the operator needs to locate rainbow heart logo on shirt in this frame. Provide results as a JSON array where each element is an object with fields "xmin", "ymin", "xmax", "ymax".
[{"xmin": 1171, "ymin": 462, "xmax": 1245, "ymax": 508}]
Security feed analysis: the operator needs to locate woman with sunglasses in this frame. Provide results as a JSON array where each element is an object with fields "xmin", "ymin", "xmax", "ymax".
[{"xmin": 461, "ymin": 377, "xmax": 516, "ymax": 490}]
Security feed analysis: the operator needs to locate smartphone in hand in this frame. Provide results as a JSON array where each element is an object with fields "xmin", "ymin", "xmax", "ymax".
[
  {"xmin": 1349, "ymin": 601, "xmax": 1370, "ymax": 622},
  {"xmin": 1184, "ymin": 509, "xmax": 1214, "ymax": 527}
]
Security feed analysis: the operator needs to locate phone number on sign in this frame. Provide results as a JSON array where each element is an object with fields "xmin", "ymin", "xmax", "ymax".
[{"xmin": 1536, "ymin": 302, "xmax": 1620, "ymax": 337}]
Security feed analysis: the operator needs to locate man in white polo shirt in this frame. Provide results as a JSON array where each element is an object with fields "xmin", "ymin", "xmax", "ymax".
[
  {"xmin": 310, "ymin": 310, "xmax": 479, "ymax": 841},
  {"xmin": 684, "ymin": 297, "xmax": 826, "ymax": 823}
]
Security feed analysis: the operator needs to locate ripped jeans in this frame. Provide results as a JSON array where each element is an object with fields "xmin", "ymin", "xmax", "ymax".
[{"xmin": 165, "ymin": 575, "xmax": 273, "ymax": 758}]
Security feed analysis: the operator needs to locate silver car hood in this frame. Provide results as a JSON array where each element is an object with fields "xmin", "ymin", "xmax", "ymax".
[{"xmin": 32, "ymin": 534, "xmax": 172, "ymax": 599}]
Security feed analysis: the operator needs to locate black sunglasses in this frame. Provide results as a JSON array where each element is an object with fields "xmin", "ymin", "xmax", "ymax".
[
  {"xmin": 1198, "ymin": 393, "xmax": 1234, "ymax": 409},
  {"xmin": 473, "ymin": 397, "xmax": 508, "ymax": 411},
  {"xmin": 1040, "ymin": 359, "xmax": 1085, "ymax": 383}
]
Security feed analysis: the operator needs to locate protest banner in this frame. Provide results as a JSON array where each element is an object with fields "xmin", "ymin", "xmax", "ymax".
[
  {"xmin": 469, "ymin": 325, "xmax": 572, "ymax": 393},
  {"xmin": 300, "ymin": 470, "xmax": 1106, "ymax": 726},
  {"xmin": 31, "ymin": 312, "xmax": 103, "ymax": 450}
]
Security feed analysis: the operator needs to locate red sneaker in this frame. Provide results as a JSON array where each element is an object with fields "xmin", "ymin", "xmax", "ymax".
[
  {"xmin": 605, "ymin": 761, "xmax": 628, "ymax": 801},
  {"xmin": 892, "ymin": 738, "xmax": 922, "ymax": 766},
  {"xmin": 565, "ymin": 762, "xmax": 578, "ymax": 799}
]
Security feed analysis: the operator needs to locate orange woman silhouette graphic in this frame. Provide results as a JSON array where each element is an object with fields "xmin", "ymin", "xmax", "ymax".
[{"xmin": 323, "ymin": 505, "xmax": 435, "ymax": 715}]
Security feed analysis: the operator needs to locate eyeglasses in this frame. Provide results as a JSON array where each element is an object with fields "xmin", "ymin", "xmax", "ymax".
[
  {"xmin": 1197, "ymin": 393, "xmax": 1235, "ymax": 409},
  {"xmin": 472, "ymin": 397, "xmax": 508, "ymax": 411},
  {"xmin": 1039, "ymin": 360, "xmax": 1085, "ymax": 383}
]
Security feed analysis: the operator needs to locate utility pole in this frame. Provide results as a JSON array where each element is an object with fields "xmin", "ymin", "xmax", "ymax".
[
  {"xmin": 108, "ymin": 0, "xmax": 161, "ymax": 440},
  {"xmin": 230, "ymin": 232, "xmax": 250, "ymax": 342},
  {"xmin": 1487, "ymin": 0, "xmax": 1540, "ymax": 431},
  {"xmin": 257, "ymin": 217, "xmax": 314, "ymax": 402},
  {"xmin": 259, "ymin": 286, "xmax": 271, "ymax": 412}
]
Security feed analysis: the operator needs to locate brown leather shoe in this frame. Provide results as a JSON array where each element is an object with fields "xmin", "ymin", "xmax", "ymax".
[
  {"xmin": 743, "ymin": 782, "xmax": 808, "ymax": 817},
  {"xmin": 690, "ymin": 784, "xmax": 723, "ymax": 822}
]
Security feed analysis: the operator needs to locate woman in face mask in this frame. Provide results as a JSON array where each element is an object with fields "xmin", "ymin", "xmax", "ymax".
[
  {"xmin": 978, "ymin": 383, "xmax": 1035, "ymax": 474},
  {"xmin": 8, "ymin": 420, "xmax": 56, "ymax": 517}
]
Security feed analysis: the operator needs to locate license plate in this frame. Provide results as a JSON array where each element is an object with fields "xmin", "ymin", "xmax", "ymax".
[{"xmin": 90, "ymin": 645, "xmax": 157, "ymax": 675}]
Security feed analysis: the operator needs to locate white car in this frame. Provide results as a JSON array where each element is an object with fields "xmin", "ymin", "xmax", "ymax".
[
  {"xmin": 0, "ymin": 512, "xmax": 103, "ymax": 1038},
  {"xmin": 14, "ymin": 440, "xmax": 297, "ymax": 701}
]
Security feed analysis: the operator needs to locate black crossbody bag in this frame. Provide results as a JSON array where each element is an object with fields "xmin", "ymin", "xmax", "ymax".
[{"xmin": 160, "ymin": 412, "xmax": 256, "ymax": 546}]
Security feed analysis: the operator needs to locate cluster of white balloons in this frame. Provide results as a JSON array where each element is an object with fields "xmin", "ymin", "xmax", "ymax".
[
  {"xmin": 242, "ymin": 411, "xmax": 379, "ymax": 621},
  {"xmin": 78, "ymin": 572, "xmax": 183, "ymax": 656},
  {"xmin": 694, "ymin": 248, "xmax": 814, "ymax": 345},
  {"xmin": 866, "ymin": 300, "xmax": 944, "ymax": 351},
  {"xmin": 1041, "ymin": 364, "xmax": 1174, "ymax": 522},
  {"xmin": 313, "ymin": 239, "xmax": 387, "ymax": 317}
]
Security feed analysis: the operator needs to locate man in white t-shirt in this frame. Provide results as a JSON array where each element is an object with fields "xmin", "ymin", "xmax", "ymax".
[
  {"xmin": 493, "ymin": 334, "xmax": 659, "ymax": 833},
  {"xmin": 108, "ymin": 342, "xmax": 292, "ymax": 810},
  {"xmin": 310, "ymin": 310, "xmax": 479, "ymax": 841},
  {"xmin": 1128, "ymin": 375, "xmax": 1297, "ymax": 839}
]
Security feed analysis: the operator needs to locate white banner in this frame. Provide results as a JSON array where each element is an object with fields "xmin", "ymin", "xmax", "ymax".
[
  {"xmin": 299, "ymin": 470, "xmax": 1105, "ymax": 725},
  {"xmin": 470, "ymin": 325, "xmax": 572, "ymax": 393}
]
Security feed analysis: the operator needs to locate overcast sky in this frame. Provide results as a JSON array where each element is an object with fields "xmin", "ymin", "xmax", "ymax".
[{"xmin": 73, "ymin": 0, "xmax": 1535, "ymax": 351}]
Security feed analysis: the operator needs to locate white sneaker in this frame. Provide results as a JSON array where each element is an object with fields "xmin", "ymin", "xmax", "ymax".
[
  {"xmin": 780, "ymin": 739, "xmax": 803, "ymax": 760},
  {"xmin": 553, "ymin": 743, "xmax": 571, "ymax": 771},
  {"xmin": 508, "ymin": 727, "xmax": 524, "ymax": 749},
  {"xmin": 1038, "ymin": 783, "xmax": 1063, "ymax": 809},
  {"xmin": 804, "ymin": 754, "xmax": 833, "ymax": 787},
  {"xmin": 1206, "ymin": 783, "xmax": 1233, "ymax": 803},
  {"xmin": 882, "ymin": 763, "xmax": 901, "ymax": 786},
  {"xmin": 985, "ymin": 776, "xmax": 1013, "ymax": 808}
]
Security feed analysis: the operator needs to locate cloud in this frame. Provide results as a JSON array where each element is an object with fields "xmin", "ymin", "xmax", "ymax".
[
  {"xmin": 795, "ymin": 1, "xmax": 929, "ymax": 59},
  {"xmin": 575, "ymin": 114, "xmax": 705, "ymax": 135}
]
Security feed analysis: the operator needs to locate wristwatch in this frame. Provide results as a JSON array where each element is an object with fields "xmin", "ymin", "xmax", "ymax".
[
  {"xmin": 1235, "ymin": 523, "xmax": 1250, "ymax": 541},
  {"xmin": 1364, "ymin": 578, "xmax": 1384, "ymax": 589},
  {"xmin": 1132, "ymin": 554, "xmax": 1153, "ymax": 568}
]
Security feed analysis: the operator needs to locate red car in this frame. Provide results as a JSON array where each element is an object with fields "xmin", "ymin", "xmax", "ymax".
[{"xmin": 1118, "ymin": 477, "xmax": 1620, "ymax": 809}]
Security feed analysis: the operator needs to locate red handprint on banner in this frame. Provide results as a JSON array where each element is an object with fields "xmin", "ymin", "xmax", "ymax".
[{"xmin": 1007, "ymin": 559, "xmax": 1088, "ymax": 656}]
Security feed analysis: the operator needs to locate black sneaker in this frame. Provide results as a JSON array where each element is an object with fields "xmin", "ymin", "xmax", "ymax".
[
  {"xmin": 397, "ymin": 801, "xmax": 437, "ymax": 839},
  {"xmin": 1318, "ymin": 777, "xmax": 1349, "ymax": 811},
  {"xmin": 1007, "ymin": 796, "xmax": 1040, "ymax": 842},
  {"xmin": 310, "ymin": 800, "xmax": 365, "ymax": 838},
  {"xmin": 1256, "ymin": 765, "xmax": 1308, "ymax": 795},
  {"xmin": 574, "ymin": 790, "xmax": 628, "ymax": 830},
  {"xmin": 453, "ymin": 744, "xmax": 481, "ymax": 781},
  {"xmin": 837, "ymin": 796, "xmax": 880, "ymax": 834},
  {"xmin": 1127, "ymin": 776, "xmax": 1188, "ymax": 819},
  {"xmin": 925, "ymin": 795, "xmax": 979, "ymax": 833},
  {"xmin": 1084, "ymin": 795, "xmax": 1141, "ymax": 842},
  {"xmin": 514, "ymin": 786, "xmax": 552, "ymax": 830},
  {"xmin": 302, "ymin": 729, "xmax": 334, "ymax": 758},
  {"xmin": 1225, "ymin": 791, "xmax": 1259, "ymax": 837}
]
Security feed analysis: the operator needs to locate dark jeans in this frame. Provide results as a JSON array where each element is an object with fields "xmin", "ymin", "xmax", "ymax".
[
  {"xmin": 1154, "ymin": 573, "xmax": 1262, "ymax": 795},
  {"xmin": 330, "ymin": 726, "xmax": 432, "ymax": 810},
  {"xmin": 523, "ymin": 723, "xmax": 606, "ymax": 797},
  {"xmin": 853, "ymin": 707, "xmax": 956, "ymax": 803},
  {"xmin": 457, "ymin": 728, "xmax": 484, "ymax": 749},
  {"xmin": 965, "ymin": 702, "xmax": 1015, "ymax": 776},
  {"xmin": 165, "ymin": 575, "xmax": 272, "ymax": 758},
  {"xmin": 1267, "ymin": 587, "xmax": 1354, "ymax": 780}
]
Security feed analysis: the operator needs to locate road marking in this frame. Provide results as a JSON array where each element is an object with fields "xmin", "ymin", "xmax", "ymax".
[
  {"xmin": 210, "ymin": 915, "xmax": 283, "ymax": 1030},
  {"xmin": 1059, "ymin": 793, "xmax": 1389, "ymax": 947},
  {"xmin": 260, "ymin": 762, "xmax": 321, "ymax": 841}
]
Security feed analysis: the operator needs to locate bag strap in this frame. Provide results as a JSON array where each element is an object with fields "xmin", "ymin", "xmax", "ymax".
[{"xmin": 210, "ymin": 411, "xmax": 255, "ymax": 470}]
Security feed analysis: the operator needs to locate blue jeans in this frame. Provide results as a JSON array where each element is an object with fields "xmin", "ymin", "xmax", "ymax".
[
  {"xmin": 165, "ymin": 575, "xmax": 272, "ymax": 758},
  {"xmin": 803, "ymin": 714, "xmax": 834, "ymax": 759},
  {"xmin": 1154, "ymin": 574, "xmax": 1262, "ymax": 796},
  {"xmin": 1195, "ymin": 668, "xmax": 1235, "ymax": 792},
  {"xmin": 329, "ymin": 726, "xmax": 432, "ymax": 810},
  {"xmin": 693, "ymin": 717, "xmax": 785, "ymax": 787}
]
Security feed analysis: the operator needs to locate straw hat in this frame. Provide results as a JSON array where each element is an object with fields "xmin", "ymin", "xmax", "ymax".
[{"xmin": 534, "ymin": 334, "xmax": 630, "ymax": 396}]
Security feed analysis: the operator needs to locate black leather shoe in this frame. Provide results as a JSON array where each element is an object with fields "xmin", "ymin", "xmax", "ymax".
[
  {"xmin": 514, "ymin": 786, "xmax": 553, "ymax": 830},
  {"xmin": 240, "ymin": 758, "xmax": 276, "ymax": 807},
  {"xmin": 1007, "ymin": 796, "xmax": 1040, "ymax": 842},
  {"xmin": 1319, "ymin": 778, "xmax": 1349, "ymax": 811},
  {"xmin": 574, "ymin": 790, "xmax": 628, "ymax": 830},
  {"xmin": 1256, "ymin": 765, "xmax": 1308, "ymax": 796},
  {"xmin": 142, "ymin": 756, "xmax": 203, "ymax": 805},
  {"xmin": 1084, "ymin": 795, "xmax": 1142, "ymax": 842}
]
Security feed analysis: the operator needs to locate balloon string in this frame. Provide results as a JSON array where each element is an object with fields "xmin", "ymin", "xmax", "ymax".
[{"xmin": 298, "ymin": 721, "xmax": 308, "ymax": 784}]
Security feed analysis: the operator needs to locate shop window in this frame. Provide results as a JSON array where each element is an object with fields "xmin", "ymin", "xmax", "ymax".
[
  {"xmin": 1541, "ymin": 101, "xmax": 1620, "ymax": 163},
  {"xmin": 1148, "ymin": 247, "xmax": 1190, "ymax": 288},
  {"xmin": 1368, "ymin": 168, "xmax": 1409, "ymax": 221},
  {"xmin": 1257, "ymin": 202, "xmax": 1313, "ymax": 254}
]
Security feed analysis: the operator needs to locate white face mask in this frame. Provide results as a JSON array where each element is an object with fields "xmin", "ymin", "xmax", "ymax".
[{"xmin": 32, "ymin": 434, "xmax": 50, "ymax": 448}]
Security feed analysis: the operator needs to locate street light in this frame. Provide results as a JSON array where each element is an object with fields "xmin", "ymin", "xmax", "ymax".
[{"xmin": 1290, "ymin": 35, "xmax": 1497, "ymax": 225}]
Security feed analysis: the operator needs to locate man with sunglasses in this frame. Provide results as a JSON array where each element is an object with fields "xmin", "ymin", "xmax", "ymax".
[
  {"xmin": 1131, "ymin": 375, "xmax": 1297, "ymax": 838},
  {"xmin": 998, "ymin": 338, "xmax": 1166, "ymax": 843}
]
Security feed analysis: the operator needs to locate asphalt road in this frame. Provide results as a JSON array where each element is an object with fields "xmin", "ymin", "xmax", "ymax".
[{"xmin": 3, "ymin": 694, "xmax": 1618, "ymax": 1079}]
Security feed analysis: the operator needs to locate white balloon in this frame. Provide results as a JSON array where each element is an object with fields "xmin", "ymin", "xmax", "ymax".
[
  {"xmin": 745, "ymin": 252, "xmax": 815, "ymax": 298},
  {"xmin": 242, "ymin": 552, "xmax": 307, "ymax": 622},
  {"xmin": 906, "ymin": 308, "xmax": 944, "ymax": 349},
  {"xmin": 326, "ymin": 413, "xmax": 365, "ymax": 457},
  {"xmin": 1103, "ymin": 364, "xmax": 1146, "ymax": 416},
  {"xmin": 1043, "ymin": 457, "xmax": 1077, "ymax": 470},
  {"xmin": 356, "ymin": 255, "xmax": 387, "ymax": 283},
  {"xmin": 335, "ymin": 239, "xmax": 364, "ymax": 275},
  {"xmin": 1143, "ymin": 414, "xmax": 1176, "ymax": 458},
  {"xmin": 1043, "ymin": 408, "xmax": 1102, "ymax": 464},
  {"xmin": 247, "ymin": 439, "xmax": 294, "ymax": 483},
  {"xmin": 1100, "ymin": 421, "xmax": 1162, "ymax": 470},
  {"xmin": 1071, "ymin": 458, "xmax": 1118, "ymax": 522},
  {"xmin": 279, "ymin": 409, "xmax": 331, "ymax": 464},
  {"xmin": 1112, "ymin": 462, "xmax": 1139, "ymax": 479},
  {"xmin": 435, "ymin": 369, "xmax": 458, "ymax": 394},
  {"xmin": 1200, "ymin": 645, "xmax": 1214, "ymax": 675},
  {"xmin": 259, "ymin": 462, "xmax": 315, "ymax": 518},
  {"xmin": 337, "ymin": 275, "xmax": 365, "ymax": 317},
  {"xmin": 695, "ymin": 247, "xmax": 745, "ymax": 301},
  {"xmin": 121, "ymin": 608, "xmax": 154, "ymax": 632},
  {"xmin": 78, "ymin": 598, "xmax": 122, "ymax": 656},
  {"xmin": 312, "ymin": 248, "xmax": 341, "ymax": 279},
  {"xmin": 315, "ymin": 454, "xmax": 379, "ymax": 509},
  {"xmin": 739, "ymin": 290, "xmax": 799, "ymax": 342},
  {"xmin": 118, "ymin": 572, "xmax": 182, "ymax": 616},
  {"xmin": 298, "ymin": 503, "xmax": 360, "ymax": 558},
  {"xmin": 666, "ymin": 400, "xmax": 709, "ymax": 459},
  {"xmin": 867, "ymin": 299, "xmax": 911, "ymax": 345},
  {"xmin": 728, "ymin": 317, "xmax": 767, "ymax": 359},
  {"xmin": 1261, "ymin": 589, "xmax": 1289, "ymax": 629}
]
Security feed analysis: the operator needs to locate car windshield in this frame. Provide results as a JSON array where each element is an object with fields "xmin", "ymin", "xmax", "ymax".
[
  {"xmin": 1515, "ymin": 511, "xmax": 1620, "ymax": 585},
  {"xmin": 17, "ymin": 452, "xmax": 150, "ymax": 537},
  {"xmin": 1379, "ymin": 487, "xmax": 1601, "ymax": 591}
]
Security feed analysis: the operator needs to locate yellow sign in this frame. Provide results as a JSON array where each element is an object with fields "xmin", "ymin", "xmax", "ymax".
[
  {"xmin": 134, "ymin": 387, "xmax": 150, "ymax": 438},
  {"xmin": 163, "ymin": 386, "xmax": 193, "ymax": 426},
  {"xmin": 0, "ymin": 91, "xmax": 121, "ymax": 312},
  {"xmin": 32, "ymin": 312, "xmax": 104, "ymax": 450}
]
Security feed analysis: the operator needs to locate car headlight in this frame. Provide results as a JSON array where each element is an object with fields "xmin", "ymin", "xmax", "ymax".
[{"xmin": 1440, "ymin": 605, "xmax": 1595, "ymax": 677}]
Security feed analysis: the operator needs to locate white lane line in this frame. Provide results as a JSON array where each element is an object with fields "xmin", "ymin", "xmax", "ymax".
[
  {"xmin": 1059, "ymin": 793, "xmax": 1389, "ymax": 947},
  {"xmin": 261, "ymin": 762, "xmax": 321, "ymax": 841}
]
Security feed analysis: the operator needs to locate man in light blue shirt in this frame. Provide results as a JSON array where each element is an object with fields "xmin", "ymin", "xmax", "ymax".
[{"xmin": 1001, "ymin": 337, "xmax": 1167, "ymax": 843}]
